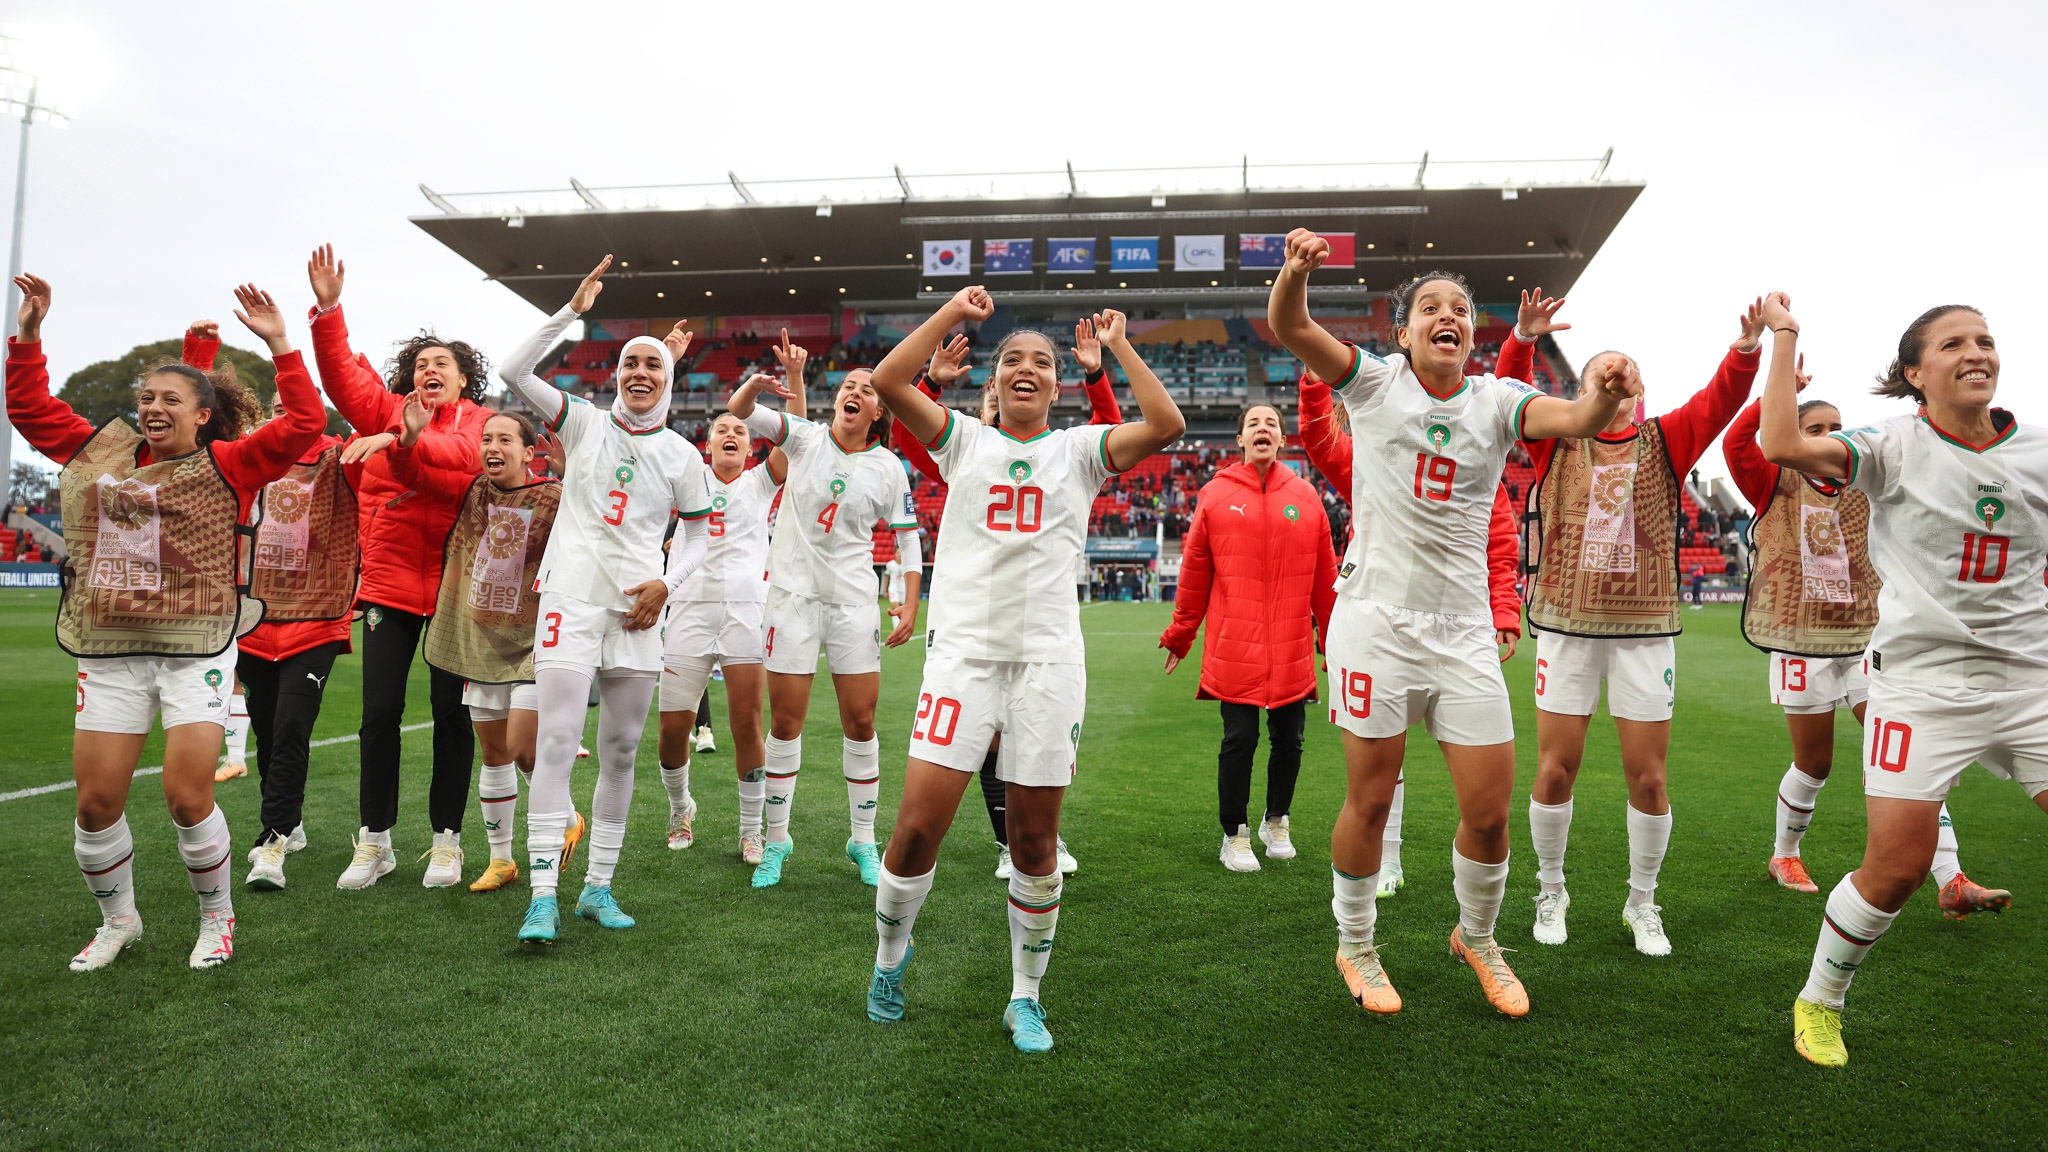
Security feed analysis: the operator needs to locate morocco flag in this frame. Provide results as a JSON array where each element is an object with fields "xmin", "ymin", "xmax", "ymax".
[{"xmin": 1321, "ymin": 232, "xmax": 1356, "ymax": 269}]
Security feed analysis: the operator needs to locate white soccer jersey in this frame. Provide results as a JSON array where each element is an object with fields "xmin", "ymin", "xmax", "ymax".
[
  {"xmin": 679, "ymin": 463, "xmax": 777, "ymax": 605},
  {"xmin": 745, "ymin": 409, "xmax": 915, "ymax": 605},
  {"xmin": 537, "ymin": 396, "xmax": 712, "ymax": 612},
  {"xmin": 1333, "ymin": 345, "xmax": 1540, "ymax": 615},
  {"xmin": 1832, "ymin": 412, "xmax": 2048, "ymax": 688},
  {"xmin": 922, "ymin": 409, "xmax": 1117, "ymax": 664}
]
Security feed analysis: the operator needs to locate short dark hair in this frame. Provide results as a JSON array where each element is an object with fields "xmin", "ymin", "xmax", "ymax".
[
  {"xmin": 385, "ymin": 333, "xmax": 489, "ymax": 403},
  {"xmin": 1796, "ymin": 398, "xmax": 1838, "ymax": 419},
  {"xmin": 1874, "ymin": 305, "xmax": 1984, "ymax": 403},
  {"xmin": 482, "ymin": 408, "xmax": 537, "ymax": 447},
  {"xmin": 1235, "ymin": 403, "xmax": 1282, "ymax": 435}
]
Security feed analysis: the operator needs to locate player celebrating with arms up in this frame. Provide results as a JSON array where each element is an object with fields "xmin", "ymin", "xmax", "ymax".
[
  {"xmin": 1759, "ymin": 294, "xmax": 2048, "ymax": 1067},
  {"xmin": 861, "ymin": 288, "xmax": 1184, "ymax": 1053},
  {"xmin": 1268, "ymin": 231, "xmax": 1640, "ymax": 1018}
]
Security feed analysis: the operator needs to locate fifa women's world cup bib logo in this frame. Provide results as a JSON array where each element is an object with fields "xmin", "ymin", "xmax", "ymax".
[
  {"xmin": 1579, "ymin": 463, "xmax": 1638, "ymax": 572},
  {"xmin": 90, "ymin": 475, "xmax": 163, "ymax": 590},
  {"xmin": 255, "ymin": 479, "xmax": 315, "ymax": 571},
  {"xmin": 1798, "ymin": 505, "xmax": 1852, "ymax": 603},
  {"xmin": 469, "ymin": 506, "xmax": 534, "ymax": 613}
]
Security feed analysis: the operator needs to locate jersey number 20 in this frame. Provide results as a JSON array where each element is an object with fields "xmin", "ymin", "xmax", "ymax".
[{"xmin": 986, "ymin": 485, "xmax": 1044, "ymax": 532}]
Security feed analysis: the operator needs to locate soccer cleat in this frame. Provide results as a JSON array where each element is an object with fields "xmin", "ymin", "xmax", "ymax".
[
  {"xmin": 248, "ymin": 822, "xmax": 306, "ymax": 862},
  {"xmin": 668, "ymin": 794, "xmax": 699, "ymax": 851},
  {"xmin": 994, "ymin": 844, "xmax": 1014, "ymax": 880},
  {"xmin": 1220, "ymin": 826, "xmax": 1261, "ymax": 872},
  {"xmin": 420, "ymin": 830, "xmax": 464, "ymax": 889},
  {"xmin": 1336, "ymin": 945, "xmax": 1402, "ymax": 1015},
  {"xmin": 1056, "ymin": 838, "xmax": 1078, "ymax": 875},
  {"xmin": 867, "ymin": 942, "xmax": 914, "ymax": 1022},
  {"xmin": 335, "ymin": 828, "xmax": 396, "ymax": 890},
  {"xmin": 576, "ymin": 884, "xmax": 637, "ymax": 929},
  {"xmin": 1376, "ymin": 861, "xmax": 1406, "ymax": 898},
  {"xmin": 1623, "ymin": 901, "xmax": 1673, "ymax": 956},
  {"xmin": 1449, "ymin": 926, "xmax": 1529, "ymax": 1017},
  {"xmin": 245, "ymin": 832, "xmax": 291, "ymax": 890},
  {"xmin": 189, "ymin": 911, "xmax": 235, "ymax": 969},
  {"xmin": 751, "ymin": 839, "xmax": 792, "ymax": 888},
  {"xmin": 518, "ymin": 894, "xmax": 560, "ymax": 944},
  {"xmin": 1003, "ymin": 998, "xmax": 1055, "ymax": 1053},
  {"xmin": 739, "ymin": 831, "xmax": 765, "ymax": 866},
  {"xmin": 1793, "ymin": 997, "xmax": 1847, "ymax": 1067},
  {"xmin": 1532, "ymin": 889, "xmax": 1570, "ymax": 945},
  {"xmin": 1770, "ymin": 855, "xmax": 1820, "ymax": 893},
  {"xmin": 847, "ymin": 839, "xmax": 882, "ymax": 886},
  {"xmin": 694, "ymin": 725, "xmax": 716, "ymax": 753},
  {"xmin": 1938, "ymin": 873, "xmax": 2013, "ymax": 920},
  {"xmin": 213, "ymin": 760, "xmax": 247, "ymax": 782},
  {"xmin": 561, "ymin": 811, "xmax": 587, "ymax": 875},
  {"xmin": 1259, "ymin": 816, "xmax": 1297, "ymax": 860},
  {"xmin": 469, "ymin": 858, "xmax": 519, "ymax": 892},
  {"xmin": 69, "ymin": 915, "xmax": 143, "ymax": 972},
  {"xmin": 576, "ymin": 744, "xmax": 591, "ymax": 759}
]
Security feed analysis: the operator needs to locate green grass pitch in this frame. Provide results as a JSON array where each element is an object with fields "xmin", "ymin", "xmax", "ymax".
[{"xmin": 2, "ymin": 589, "xmax": 2045, "ymax": 1150}]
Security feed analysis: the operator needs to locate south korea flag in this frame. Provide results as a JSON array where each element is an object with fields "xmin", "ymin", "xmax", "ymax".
[{"xmin": 923, "ymin": 239, "xmax": 972, "ymax": 277}]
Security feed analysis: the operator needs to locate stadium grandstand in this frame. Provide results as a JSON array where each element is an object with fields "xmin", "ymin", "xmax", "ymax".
[{"xmin": 412, "ymin": 158, "xmax": 1753, "ymax": 596}]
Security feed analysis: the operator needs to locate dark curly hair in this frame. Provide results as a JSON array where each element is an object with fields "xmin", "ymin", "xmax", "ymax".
[
  {"xmin": 1873, "ymin": 305, "xmax": 1984, "ymax": 404},
  {"xmin": 141, "ymin": 360, "xmax": 263, "ymax": 446},
  {"xmin": 384, "ymin": 332, "xmax": 489, "ymax": 403}
]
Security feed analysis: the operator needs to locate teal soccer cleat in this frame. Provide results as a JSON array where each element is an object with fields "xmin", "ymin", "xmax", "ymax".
[
  {"xmin": 846, "ymin": 839, "xmax": 882, "ymax": 886},
  {"xmin": 518, "ymin": 894, "xmax": 560, "ymax": 944},
  {"xmin": 752, "ymin": 839, "xmax": 792, "ymax": 888},
  {"xmin": 576, "ymin": 884, "xmax": 637, "ymax": 929},
  {"xmin": 867, "ymin": 942, "xmax": 914, "ymax": 1022},
  {"xmin": 1004, "ymin": 998, "xmax": 1054, "ymax": 1053}
]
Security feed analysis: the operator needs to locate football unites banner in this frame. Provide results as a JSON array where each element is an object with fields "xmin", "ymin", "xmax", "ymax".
[
  {"xmin": 1047, "ymin": 238, "xmax": 1096, "ymax": 273},
  {"xmin": 1110, "ymin": 237, "xmax": 1158, "ymax": 272},
  {"xmin": 983, "ymin": 238, "xmax": 1034, "ymax": 275},
  {"xmin": 1173, "ymin": 235, "xmax": 1226, "ymax": 271},
  {"xmin": 923, "ymin": 239, "xmax": 972, "ymax": 277}
]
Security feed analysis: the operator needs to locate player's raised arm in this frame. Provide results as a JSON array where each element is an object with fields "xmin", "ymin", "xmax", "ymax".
[
  {"xmin": 1098, "ymin": 310, "xmax": 1186, "ymax": 469},
  {"xmin": 873, "ymin": 287, "xmax": 991, "ymax": 446},
  {"xmin": 1265, "ymin": 229, "xmax": 1355, "ymax": 385},
  {"xmin": 1756, "ymin": 294, "xmax": 1851, "ymax": 478},
  {"xmin": 1518, "ymin": 354, "xmax": 1642, "ymax": 440}
]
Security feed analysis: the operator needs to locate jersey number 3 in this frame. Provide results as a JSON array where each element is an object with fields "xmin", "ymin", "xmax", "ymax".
[
  {"xmin": 986, "ymin": 485, "xmax": 1044, "ymax": 532},
  {"xmin": 603, "ymin": 490, "xmax": 629, "ymax": 526}
]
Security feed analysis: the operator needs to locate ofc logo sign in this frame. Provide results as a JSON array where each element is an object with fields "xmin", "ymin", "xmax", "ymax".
[{"xmin": 1174, "ymin": 235, "xmax": 1225, "ymax": 271}]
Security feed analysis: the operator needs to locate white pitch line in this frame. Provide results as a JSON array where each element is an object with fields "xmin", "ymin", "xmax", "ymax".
[{"xmin": 0, "ymin": 721, "xmax": 433, "ymax": 804}]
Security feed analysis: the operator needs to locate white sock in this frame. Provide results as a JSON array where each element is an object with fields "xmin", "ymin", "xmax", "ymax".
[
  {"xmin": 174, "ymin": 805, "xmax": 234, "ymax": 915},
  {"xmin": 1008, "ymin": 869, "xmax": 1062, "ymax": 1002},
  {"xmin": 1775, "ymin": 765, "xmax": 1825, "ymax": 858},
  {"xmin": 1529, "ymin": 797, "xmax": 1572, "ymax": 893},
  {"xmin": 364, "ymin": 826, "xmax": 392, "ymax": 849},
  {"xmin": 1627, "ymin": 803, "xmax": 1672, "ymax": 905},
  {"xmin": 738, "ymin": 770, "xmax": 766, "ymax": 837},
  {"xmin": 527, "ymin": 809, "xmax": 568, "ymax": 898},
  {"xmin": 1332, "ymin": 867, "xmax": 1379, "ymax": 955},
  {"xmin": 765, "ymin": 735, "xmax": 801, "ymax": 844},
  {"xmin": 586, "ymin": 818, "xmax": 626, "ymax": 888},
  {"xmin": 844, "ymin": 735, "xmax": 880, "ymax": 844},
  {"xmin": 75, "ymin": 817, "xmax": 138, "ymax": 922},
  {"xmin": 875, "ymin": 863, "xmax": 934, "ymax": 968},
  {"xmin": 478, "ymin": 763, "xmax": 518, "ymax": 860},
  {"xmin": 1800, "ymin": 874, "xmax": 1899, "ymax": 1009},
  {"xmin": 1382, "ymin": 777, "xmax": 1405, "ymax": 871},
  {"xmin": 1452, "ymin": 847, "xmax": 1510, "ymax": 941},
  {"xmin": 223, "ymin": 695, "xmax": 249, "ymax": 765},
  {"xmin": 659, "ymin": 760, "xmax": 691, "ymax": 813},
  {"xmin": 1930, "ymin": 804, "xmax": 1962, "ymax": 886}
]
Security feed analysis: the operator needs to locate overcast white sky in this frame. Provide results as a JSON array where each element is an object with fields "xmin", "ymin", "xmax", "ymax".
[{"xmin": 5, "ymin": 0, "xmax": 2044, "ymax": 490}]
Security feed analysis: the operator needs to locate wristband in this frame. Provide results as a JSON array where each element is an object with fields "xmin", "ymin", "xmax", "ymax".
[{"xmin": 1772, "ymin": 327, "xmax": 1797, "ymax": 335}]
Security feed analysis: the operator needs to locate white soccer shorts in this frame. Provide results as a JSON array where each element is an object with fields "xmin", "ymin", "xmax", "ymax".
[
  {"xmin": 663, "ymin": 598, "xmax": 765, "ymax": 666},
  {"xmin": 1532, "ymin": 633, "xmax": 1677, "ymax": 722},
  {"xmin": 1323, "ymin": 597, "xmax": 1513, "ymax": 745},
  {"xmin": 463, "ymin": 680, "xmax": 539, "ymax": 723},
  {"xmin": 75, "ymin": 647, "xmax": 239, "ymax": 734},
  {"xmin": 1862, "ymin": 673, "xmax": 2048, "ymax": 802},
  {"xmin": 763, "ymin": 585, "xmax": 880, "ymax": 676},
  {"xmin": 1767, "ymin": 652, "xmax": 1868, "ymax": 716},
  {"xmin": 908, "ymin": 653, "xmax": 1085, "ymax": 788},
  {"xmin": 532, "ymin": 592, "xmax": 663, "ymax": 675}
]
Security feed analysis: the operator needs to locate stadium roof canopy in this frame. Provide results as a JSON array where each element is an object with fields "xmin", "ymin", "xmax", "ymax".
[{"xmin": 412, "ymin": 155, "xmax": 1643, "ymax": 321}]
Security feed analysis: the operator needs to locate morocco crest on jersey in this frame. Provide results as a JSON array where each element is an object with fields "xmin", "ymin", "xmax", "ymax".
[
  {"xmin": 424, "ymin": 476, "xmax": 560, "ymax": 684},
  {"xmin": 1741, "ymin": 467, "xmax": 1879, "ymax": 657},
  {"xmin": 1527, "ymin": 421, "xmax": 1683, "ymax": 637},
  {"xmin": 246, "ymin": 443, "xmax": 358, "ymax": 622}
]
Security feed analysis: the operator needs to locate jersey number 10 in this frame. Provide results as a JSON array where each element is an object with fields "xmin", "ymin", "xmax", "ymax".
[
  {"xmin": 986, "ymin": 484, "xmax": 1045, "ymax": 532},
  {"xmin": 1958, "ymin": 532, "xmax": 2009, "ymax": 584},
  {"xmin": 1413, "ymin": 454, "xmax": 1456, "ymax": 501}
]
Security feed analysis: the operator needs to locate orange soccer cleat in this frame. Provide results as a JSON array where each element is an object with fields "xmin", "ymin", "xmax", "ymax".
[
  {"xmin": 1450, "ymin": 926, "xmax": 1530, "ymax": 1017},
  {"xmin": 1938, "ymin": 873, "xmax": 2012, "ymax": 920},
  {"xmin": 561, "ymin": 810, "xmax": 587, "ymax": 874},
  {"xmin": 1770, "ymin": 856, "xmax": 1820, "ymax": 893},
  {"xmin": 1336, "ymin": 947, "xmax": 1402, "ymax": 1015}
]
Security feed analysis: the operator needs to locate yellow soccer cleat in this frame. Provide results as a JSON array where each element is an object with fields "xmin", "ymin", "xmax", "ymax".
[
  {"xmin": 469, "ymin": 858, "xmax": 520, "ymax": 892},
  {"xmin": 561, "ymin": 811, "xmax": 587, "ymax": 874},
  {"xmin": 1336, "ymin": 946, "xmax": 1402, "ymax": 1015},
  {"xmin": 1938, "ymin": 873, "xmax": 2012, "ymax": 920},
  {"xmin": 1793, "ymin": 997, "xmax": 1847, "ymax": 1067},
  {"xmin": 1450, "ymin": 926, "xmax": 1530, "ymax": 1017}
]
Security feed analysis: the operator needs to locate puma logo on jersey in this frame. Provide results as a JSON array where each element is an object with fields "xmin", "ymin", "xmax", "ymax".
[{"xmin": 1228, "ymin": 504, "xmax": 1247, "ymax": 516}]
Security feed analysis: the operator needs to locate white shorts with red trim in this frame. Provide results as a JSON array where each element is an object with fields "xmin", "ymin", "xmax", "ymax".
[
  {"xmin": 1861, "ymin": 673, "xmax": 2048, "ymax": 802},
  {"xmin": 75, "ymin": 648, "xmax": 239, "ymax": 734},
  {"xmin": 1533, "ymin": 633, "xmax": 1676, "ymax": 723},
  {"xmin": 1767, "ymin": 652, "xmax": 1868, "ymax": 716},
  {"xmin": 532, "ymin": 592, "xmax": 662, "ymax": 675},
  {"xmin": 907, "ymin": 653, "xmax": 1084, "ymax": 788},
  {"xmin": 1323, "ymin": 596, "xmax": 1512, "ymax": 746},
  {"xmin": 763, "ymin": 586, "xmax": 880, "ymax": 676}
]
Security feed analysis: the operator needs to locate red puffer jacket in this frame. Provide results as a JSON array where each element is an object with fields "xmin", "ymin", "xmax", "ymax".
[
  {"xmin": 310, "ymin": 305, "xmax": 487, "ymax": 616},
  {"xmin": 1159, "ymin": 461, "xmax": 1337, "ymax": 707}
]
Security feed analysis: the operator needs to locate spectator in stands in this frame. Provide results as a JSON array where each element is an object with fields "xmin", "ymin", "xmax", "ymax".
[{"xmin": 1689, "ymin": 563, "xmax": 1705, "ymax": 610}]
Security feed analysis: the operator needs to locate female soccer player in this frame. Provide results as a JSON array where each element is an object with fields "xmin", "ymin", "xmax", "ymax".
[
  {"xmin": 498, "ymin": 256, "xmax": 711, "ymax": 944},
  {"xmin": 655, "ymin": 335, "xmax": 798, "ymax": 863},
  {"xmin": 305, "ymin": 245, "xmax": 490, "ymax": 890},
  {"xmin": 8, "ymin": 274, "xmax": 326, "ymax": 970},
  {"xmin": 862, "ymin": 288, "xmax": 1184, "ymax": 1053},
  {"xmin": 1725, "ymin": 380, "xmax": 2008, "ymax": 915},
  {"xmin": 1757, "ymin": 293, "xmax": 2048, "ymax": 1067},
  {"xmin": 1268, "ymin": 231, "xmax": 1639, "ymax": 1018},
  {"xmin": 1513, "ymin": 295, "xmax": 1765, "ymax": 957},
  {"xmin": 391, "ymin": 397, "xmax": 572, "ymax": 892},
  {"xmin": 729, "ymin": 360, "xmax": 920, "ymax": 889}
]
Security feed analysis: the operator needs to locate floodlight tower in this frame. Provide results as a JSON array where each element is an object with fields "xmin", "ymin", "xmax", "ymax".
[{"xmin": 0, "ymin": 35, "xmax": 73, "ymax": 498}]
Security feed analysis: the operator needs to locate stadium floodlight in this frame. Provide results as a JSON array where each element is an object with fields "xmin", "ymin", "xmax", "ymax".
[{"xmin": 0, "ymin": 30, "xmax": 80, "ymax": 497}]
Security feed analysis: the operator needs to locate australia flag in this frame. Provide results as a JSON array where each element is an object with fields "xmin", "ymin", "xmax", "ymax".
[{"xmin": 984, "ymin": 238, "xmax": 1034, "ymax": 275}]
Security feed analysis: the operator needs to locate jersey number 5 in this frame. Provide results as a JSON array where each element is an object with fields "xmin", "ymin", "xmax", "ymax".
[
  {"xmin": 986, "ymin": 485, "xmax": 1044, "ymax": 532},
  {"xmin": 1413, "ymin": 453, "xmax": 1456, "ymax": 501},
  {"xmin": 708, "ymin": 511, "xmax": 726, "ymax": 538},
  {"xmin": 603, "ymin": 490, "xmax": 629, "ymax": 526}
]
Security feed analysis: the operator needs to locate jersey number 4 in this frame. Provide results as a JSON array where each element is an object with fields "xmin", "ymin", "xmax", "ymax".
[
  {"xmin": 817, "ymin": 503, "xmax": 839, "ymax": 533},
  {"xmin": 1413, "ymin": 453, "xmax": 1456, "ymax": 501},
  {"xmin": 986, "ymin": 485, "xmax": 1044, "ymax": 532}
]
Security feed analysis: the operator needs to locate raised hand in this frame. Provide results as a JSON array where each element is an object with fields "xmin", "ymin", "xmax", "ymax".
[
  {"xmin": 1072, "ymin": 318, "xmax": 1102, "ymax": 374},
  {"xmin": 664, "ymin": 321, "xmax": 695, "ymax": 364},
  {"xmin": 928, "ymin": 334, "xmax": 972, "ymax": 385},
  {"xmin": 570, "ymin": 255, "xmax": 612, "ymax": 313},
  {"xmin": 1516, "ymin": 288, "xmax": 1570, "ymax": 341},
  {"xmin": 742, "ymin": 372, "xmax": 796, "ymax": 402},
  {"xmin": 341, "ymin": 431, "xmax": 397, "ymax": 465},
  {"xmin": 535, "ymin": 428, "xmax": 566, "ymax": 478},
  {"xmin": 1731, "ymin": 295, "xmax": 1768, "ymax": 353},
  {"xmin": 1092, "ymin": 309, "xmax": 1128, "ymax": 346},
  {"xmin": 1794, "ymin": 353, "xmax": 1811, "ymax": 393},
  {"xmin": 1586, "ymin": 354, "xmax": 1644, "ymax": 403},
  {"xmin": 1761, "ymin": 291, "xmax": 1797, "ymax": 335},
  {"xmin": 232, "ymin": 284, "xmax": 290, "ymax": 353},
  {"xmin": 398, "ymin": 390, "xmax": 431, "ymax": 445},
  {"xmin": 12, "ymin": 273, "xmax": 50, "ymax": 343},
  {"xmin": 770, "ymin": 327, "xmax": 809, "ymax": 380},
  {"xmin": 947, "ymin": 284, "xmax": 994, "ymax": 324},
  {"xmin": 307, "ymin": 244, "xmax": 345, "ymax": 310},
  {"xmin": 1283, "ymin": 228, "xmax": 1329, "ymax": 275},
  {"xmin": 187, "ymin": 319, "xmax": 220, "ymax": 343}
]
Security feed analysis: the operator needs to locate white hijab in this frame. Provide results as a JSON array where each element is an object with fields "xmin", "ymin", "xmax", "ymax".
[{"xmin": 611, "ymin": 335, "xmax": 674, "ymax": 432}]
